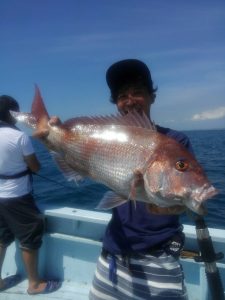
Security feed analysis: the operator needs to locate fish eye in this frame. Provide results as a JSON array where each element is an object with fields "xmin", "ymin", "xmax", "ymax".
[{"xmin": 175, "ymin": 160, "xmax": 189, "ymax": 172}]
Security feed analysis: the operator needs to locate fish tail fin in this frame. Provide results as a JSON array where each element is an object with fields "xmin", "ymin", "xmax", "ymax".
[
  {"xmin": 9, "ymin": 85, "xmax": 49, "ymax": 130},
  {"xmin": 31, "ymin": 84, "xmax": 50, "ymax": 132}
]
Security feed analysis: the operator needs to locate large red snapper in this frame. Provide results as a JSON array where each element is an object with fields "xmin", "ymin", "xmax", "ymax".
[{"xmin": 12, "ymin": 86, "xmax": 218, "ymax": 215}]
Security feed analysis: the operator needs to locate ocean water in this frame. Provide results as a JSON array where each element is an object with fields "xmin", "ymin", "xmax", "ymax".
[{"xmin": 32, "ymin": 129, "xmax": 225, "ymax": 229}]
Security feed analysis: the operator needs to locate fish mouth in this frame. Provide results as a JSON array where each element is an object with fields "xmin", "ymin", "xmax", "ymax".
[
  {"xmin": 184, "ymin": 184, "xmax": 218, "ymax": 215},
  {"xmin": 149, "ymin": 183, "xmax": 218, "ymax": 215},
  {"xmin": 190, "ymin": 184, "xmax": 218, "ymax": 202}
]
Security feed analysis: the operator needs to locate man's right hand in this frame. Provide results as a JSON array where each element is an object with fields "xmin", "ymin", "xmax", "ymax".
[
  {"xmin": 33, "ymin": 116, "xmax": 62, "ymax": 138},
  {"xmin": 147, "ymin": 203, "xmax": 187, "ymax": 215}
]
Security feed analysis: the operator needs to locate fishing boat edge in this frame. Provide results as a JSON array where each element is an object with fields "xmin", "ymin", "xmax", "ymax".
[{"xmin": 1, "ymin": 204, "xmax": 225, "ymax": 300}]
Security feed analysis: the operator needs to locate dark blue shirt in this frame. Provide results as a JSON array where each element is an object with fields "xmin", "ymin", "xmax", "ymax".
[{"xmin": 103, "ymin": 126, "xmax": 194, "ymax": 254}]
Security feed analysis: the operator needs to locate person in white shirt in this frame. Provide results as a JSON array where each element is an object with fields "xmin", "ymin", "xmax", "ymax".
[{"xmin": 0, "ymin": 95, "xmax": 60, "ymax": 295}]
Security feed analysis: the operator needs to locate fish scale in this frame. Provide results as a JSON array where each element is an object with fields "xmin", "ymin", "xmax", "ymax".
[{"xmin": 56, "ymin": 125, "xmax": 153, "ymax": 196}]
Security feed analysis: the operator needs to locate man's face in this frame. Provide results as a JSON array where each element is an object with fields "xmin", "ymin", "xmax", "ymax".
[{"xmin": 115, "ymin": 85, "xmax": 154, "ymax": 117}]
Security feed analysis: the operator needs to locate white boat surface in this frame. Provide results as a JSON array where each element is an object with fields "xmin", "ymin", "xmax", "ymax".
[{"xmin": 1, "ymin": 204, "xmax": 225, "ymax": 300}]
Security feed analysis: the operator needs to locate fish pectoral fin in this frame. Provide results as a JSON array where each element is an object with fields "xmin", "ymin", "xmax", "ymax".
[
  {"xmin": 51, "ymin": 152, "xmax": 84, "ymax": 185},
  {"xmin": 96, "ymin": 191, "xmax": 128, "ymax": 210}
]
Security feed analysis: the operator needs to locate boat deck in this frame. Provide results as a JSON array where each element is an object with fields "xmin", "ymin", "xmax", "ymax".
[
  {"xmin": 1, "ymin": 205, "xmax": 225, "ymax": 300},
  {"xmin": 1, "ymin": 280, "xmax": 88, "ymax": 300}
]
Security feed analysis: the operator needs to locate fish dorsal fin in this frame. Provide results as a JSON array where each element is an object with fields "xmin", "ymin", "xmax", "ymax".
[
  {"xmin": 63, "ymin": 111, "xmax": 155, "ymax": 130},
  {"xmin": 32, "ymin": 85, "xmax": 50, "ymax": 121}
]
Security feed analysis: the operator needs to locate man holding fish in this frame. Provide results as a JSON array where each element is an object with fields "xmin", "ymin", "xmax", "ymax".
[
  {"xmin": 12, "ymin": 59, "xmax": 217, "ymax": 299},
  {"xmin": 89, "ymin": 59, "xmax": 214, "ymax": 300}
]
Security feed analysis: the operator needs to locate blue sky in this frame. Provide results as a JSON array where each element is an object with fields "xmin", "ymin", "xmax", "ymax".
[{"xmin": 0, "ymin": 0, "xmax": 225, "ymax": 130}]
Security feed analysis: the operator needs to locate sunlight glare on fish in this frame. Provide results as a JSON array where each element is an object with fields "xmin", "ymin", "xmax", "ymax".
[
  {"xmin": 91, "ymin": 128, "xmax": 128, "ymax": 142},
  {"xmin": 71, "ymin": 124, "xmax": 86, "ymax": 132}
]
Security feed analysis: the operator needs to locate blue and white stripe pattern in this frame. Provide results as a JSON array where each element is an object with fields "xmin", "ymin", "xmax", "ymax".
[{"xmin": 89, "ymin": 251, "xmax": 188, "ymax": 300}]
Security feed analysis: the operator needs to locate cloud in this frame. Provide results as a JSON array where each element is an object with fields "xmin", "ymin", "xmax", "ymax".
[{"xmin": 192, "ymin": 106, "xmax": 225, "ymax": 121}]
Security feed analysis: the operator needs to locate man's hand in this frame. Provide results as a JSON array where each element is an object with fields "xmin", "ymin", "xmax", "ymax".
[
  {"xmin": 24, "ymin": 153, "xmax": 40, "ymax": 173},
  {"xmin": 147, "ymin": 203, "xmax": 187, "ymax": 215},
  {"xmin": 33, "ymin": 116, "xmax": 62, "ymax": 138}
]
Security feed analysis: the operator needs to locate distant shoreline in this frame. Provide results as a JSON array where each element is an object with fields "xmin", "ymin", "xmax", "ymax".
[{"xmin": 183, "ymin": 128, "xmax": 225, "ymax": 132}]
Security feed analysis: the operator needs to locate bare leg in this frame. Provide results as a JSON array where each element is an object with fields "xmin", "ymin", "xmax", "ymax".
[
  {"xmin": 0, "ymin": 245, "xmax": 7, "ymax": 289},
  {"xmin": 21, "ymin": 248, "xmax": 47, "ymax": 293}
]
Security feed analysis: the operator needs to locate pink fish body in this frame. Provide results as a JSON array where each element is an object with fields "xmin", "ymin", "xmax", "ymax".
[{"xmin": 12, "ymin": 87, "xmax": 218, "ymax": 214}]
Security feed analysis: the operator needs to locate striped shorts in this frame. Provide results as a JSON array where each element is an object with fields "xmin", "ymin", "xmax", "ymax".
[{"xmin": 89, "ymin": 250, "xmax": 188, "ymax": 300}]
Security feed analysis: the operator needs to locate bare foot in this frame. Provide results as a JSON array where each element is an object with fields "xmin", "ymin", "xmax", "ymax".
[
  {"xmin": 27, "ymin": 280, "xmax": 47, "ymax": 294},
  {"xmin": 0, "ymin": 275, "xmax": 22, "ymax": 291},
  {"xmin": 27, "ymin": 280, "xmax": 61, "ymax": 295}
]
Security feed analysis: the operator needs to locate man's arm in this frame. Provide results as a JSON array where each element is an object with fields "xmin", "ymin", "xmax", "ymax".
[{"xmin": 24, "ymin": 153, "xmax": 40, "ymax": 173}]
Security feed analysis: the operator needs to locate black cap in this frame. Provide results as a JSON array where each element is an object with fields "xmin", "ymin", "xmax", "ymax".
[
  {"xmin": 106, "ymin": 59, "xmax": 153, "ymax": 96},
  {"xmin": 0, "ymin": 95, "xmax": 19, "ymax": 123}
]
